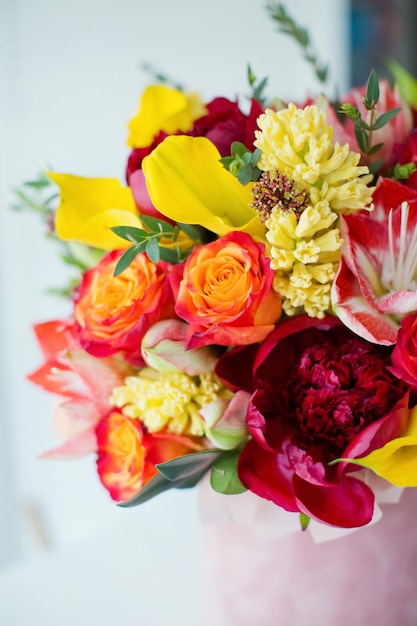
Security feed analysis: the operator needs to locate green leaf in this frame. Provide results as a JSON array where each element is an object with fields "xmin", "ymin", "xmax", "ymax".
[
  {"xmin": 299, "ymin": 513, "xmax": 310, "ymax": 530},
  {"xmin": 177, "ymin": 222, "xmax": 202, "ymax": 242},
  {"xmin": 219, "ymin": 156, "xmax": 235, "ymax": 168},
  {"xmin": 145, "ymin": 237, "xmax": 160, "ymax": 263},
  {"xmin": 157, "ymin": 449, "xmax": 222, "ymax": 482},
  {"xmin": 365, "ymin": 68, "xmax": 380, "ymax": 106},
  {"xmin": 141, "ymin": 214, "xmax": 175, "ymax": 233},
  {"xmin": 158, "ymin": 246, "xmax": 181, "ymax": 263},
  {"xmin": 110, "ymin": 225, "xmax": 148, "ymax": 243},
  {"xmin": 373, "ymin": 107, "xmax": 402, "ymax": 130},
  {"xmin": 252, "ymin": 76, "xmax": 268, "ymax": 102},
  {"xmin": 230, "ymin": 141, "xmax": 247, "ymax": 157},
  {"xmin": 387, "ymin": 57, "xmax": 417, "ymax": 107},
  {"xmin": 118, "ymin": 450, "xmax": 222, "ymax": 508},
  {"xmin": 354, "ymin": 126, "xmax": 369, "ymax": 153},
  {"xmin": 250, "ymin": 148, "xmax": 261, "ymax": 167},
  {"xmin": 237, "ymin": 164, "xmax": 254, "ymax": 186},
  {"xmin": 210, "ymin": 449, "xmax": 247, "ymax": 495},
  {"xmin": 113, "ymin": 245, "xmax": 143, "ymax": 276},
  {"xmin": 247, "ymin": 64, "xmax": 256, "ymax": 87},
  {"xmin": 117, "ymin": 472, "xmax": 182, "ymax": 508},
  {"xmin": 367, "ymin": 142, "xmax": 384, "ymax": 156}
]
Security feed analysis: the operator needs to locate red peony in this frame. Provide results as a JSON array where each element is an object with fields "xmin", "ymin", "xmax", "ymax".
[{"xmin": 216, "ymin": 315, "xmax": 409, "ymax": 528}]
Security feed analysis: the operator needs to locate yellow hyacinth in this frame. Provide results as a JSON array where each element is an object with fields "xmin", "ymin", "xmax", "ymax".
[
  {"xmin": 111, "ymin": 368, "xmax": 233, "ymax": 438},
  {"xmin": 265, "ymin": 201, "xmax": 341, "ymax": 318},
  {"xmin": 254, "ymin": 103, "xmax": 374, "ymax": 212}
]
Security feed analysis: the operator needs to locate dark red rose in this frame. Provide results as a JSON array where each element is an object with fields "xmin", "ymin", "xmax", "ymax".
[{"xmin": 218, "ymin": 315, "xmax": 409, "ymax": 528}]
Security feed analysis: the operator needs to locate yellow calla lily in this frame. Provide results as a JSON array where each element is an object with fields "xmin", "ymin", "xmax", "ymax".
[
  {"xmin": 142, "ymin": 136, "xmax": 266, "ymax": 241},
  {"xmin": 47, "ymin": 172, "xmax": 141, "ymax": 250},
  {"xmin": 127, "ymin": 85, "xmax": 207, "ymax": 149},
  {"xmin": 338, "ymin": 406, "xmax": 417, "ymax": 487}
]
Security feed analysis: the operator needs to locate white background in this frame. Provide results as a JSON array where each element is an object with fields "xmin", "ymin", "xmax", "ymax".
[{"xmin": 0, "ymin": 1, "xmax": 348, "ymax": 624}]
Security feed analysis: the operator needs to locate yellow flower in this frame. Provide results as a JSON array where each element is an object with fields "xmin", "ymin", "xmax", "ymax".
[
  {"xmin": 265, "ymin": 201, "xmax": 341, "ymax": 318},
  {"xmin": 254, "ymin": 103, "xmax": 374, "ymax": 212},
  {"xmin": 337, "ymin": 405, "xmax": 417, "ymax": 487},
  {"xmin": 143, "ymin": 135, "xmax": 265, "ymax": 240},
  {"xmin": 127, "ymin": 85, "xmax": 207, "ymax": 148},
  {"xmin": 48, "ymin": 172, "xmax": 141, "ymax": 250},
  {"xmin": 111, "ymin": 368, "xmax": 233, "ymax": 438}
]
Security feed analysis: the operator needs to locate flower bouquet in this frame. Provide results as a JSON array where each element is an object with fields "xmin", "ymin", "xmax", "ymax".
[{"xmin": 24, "ymin": 3, "xmax": 417, "ymax": 540}]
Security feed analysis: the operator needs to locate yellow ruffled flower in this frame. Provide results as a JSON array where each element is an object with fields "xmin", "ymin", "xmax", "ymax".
[
  {"xmin": 254, "ymin": 103, "xmax": 374, "ymax": 212},
  {"xmin": 111, "ymin": 368, "xmax": 233, "ymax": 438},
  {"xmin": 127, "ymin": 85, "xmax": 207, "ymax": 148}
]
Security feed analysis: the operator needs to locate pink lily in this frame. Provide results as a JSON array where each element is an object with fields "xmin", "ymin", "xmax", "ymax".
[{"xmin": 332, "ymin": 178, "xmax": 417, "ymax": 344}]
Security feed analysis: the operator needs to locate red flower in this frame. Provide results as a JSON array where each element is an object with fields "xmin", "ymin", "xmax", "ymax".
[
  {"xmin": 390, "ymin": 312, "xmax": 417, "ymax": 388},
  {"xmin": 96, "ymin": 410, "xmax": 203, "ymax": 502},
  {"xmin": 217, "ymin": 315, "xmax": 409, "ymax": 528}
]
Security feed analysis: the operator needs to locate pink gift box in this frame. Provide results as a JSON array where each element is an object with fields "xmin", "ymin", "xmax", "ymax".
[{"xmin": 201, "ymin": 487, "xmax": 417, "ymax": 625}]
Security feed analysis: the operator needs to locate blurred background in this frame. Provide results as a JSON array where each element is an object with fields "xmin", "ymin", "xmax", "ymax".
[{"xmin": 0, "ymin": 0, "xmax": 414, "ymax": 624}]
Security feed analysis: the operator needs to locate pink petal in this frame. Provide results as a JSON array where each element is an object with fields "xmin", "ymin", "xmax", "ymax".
[{"xmin": 40, "ymin": 425, "xmax": 97, "ymax": 459}]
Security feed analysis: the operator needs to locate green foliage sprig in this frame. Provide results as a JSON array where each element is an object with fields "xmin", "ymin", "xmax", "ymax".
[
  {"xmin": 339, "ymin": 69, "xmax": 401, "ymax": 172},
  {"xmin": 266, "ymin": 1, "xmax": 328, "ymax": 84},
  {"xmin": 111, "ymin": 215, "xmax": 201, "ymax": 275},
  {"xmin": 247, "ymin": 64, "xmax": 269, "ymax": 105},
  {"xmin": 219, "ymin": 141, "xmax": 262, "ymax": 185}
]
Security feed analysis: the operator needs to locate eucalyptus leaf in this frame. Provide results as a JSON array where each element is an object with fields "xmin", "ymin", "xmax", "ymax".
[
  {"xmin": 365, "ymin": 68, "xmax": 380, "ymax": 106},
  {"xmin": 178, "ymin": 222, "xmax": 202, "ymax": 241},
  {"xmin": 367, "ymin": 142, "xmax": 384, "ymax": 156},
  {"xmin": 354, "ymin": 126, "xmax": 369, "ymax": 153},
  {"xmin": 156, "ymin": 449, "xmax": 222, "ymax": 481},
  {"xmin": 110, "ymin": 225, "xmax": 148, "ymax": 243},
  {"xmin": 373, "ymin": 107, "xmax": 402, "ymax": 130},
  {"xmin": 210, "ymin": 449, "xmax": 247, "ymax": 495},
  {"xmin": 141, "ymin": 214, "xmax": 175, "ymax": 233},
  {"xmin": 158, "ymin": 246, "xmax": 181, "ymax": 263},
  {"xmin": 237, "ymin": 164, "xmax": 254, "ymax": 186},
  {"xmin": 145, "ymin": 237, "xmax": 160, "ymax": 263},
  {"xmin": 113, "ymin": 245, "xmax": 143, "ymax": 276}
]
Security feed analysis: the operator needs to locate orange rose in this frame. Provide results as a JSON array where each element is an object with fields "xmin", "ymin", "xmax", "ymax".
[
  {"xmin": 96, "ymin": 410, "xmax": 202, "ymax": 502},
  {"xmin": 74, "ymin": 250, "xmax": 173, "ymax": 365},
  {"xmin": 170, "ymin": 231, "xmax": 281, "ymax": 348}
]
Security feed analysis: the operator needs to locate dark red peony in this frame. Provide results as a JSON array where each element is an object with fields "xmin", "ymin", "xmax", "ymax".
[{"xmin": 216, "ymin": 315, "xmax": 409, "ymax": 528}]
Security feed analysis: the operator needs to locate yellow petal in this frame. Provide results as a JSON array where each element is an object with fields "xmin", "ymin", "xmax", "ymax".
[
  {"xmin": 47, "ymin": 173, "xmax": 141, "ymax": 250},
  {"xmin": 142, "ymin": 136, "xmax": 265, "ymax": 240},
  {"xmin": 127, "ymin": 85, "xmax": 206, "ymax": 148},
  {"xmin": 339, "ymin": 407, "xmax": 417, "ymax": 487}
]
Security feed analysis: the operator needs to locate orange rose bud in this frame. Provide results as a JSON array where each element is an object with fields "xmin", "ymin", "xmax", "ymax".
[
  {"xmin": 96, "ymin": 410, "xmax": 203, "ymax": 502},
  {"xmin": 170, "ymin": 231, "xmax": 281, "ymax": 348},
  {"xmin": 74, "ymin": 250, "xmax": 173, "ymax": 365}
]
